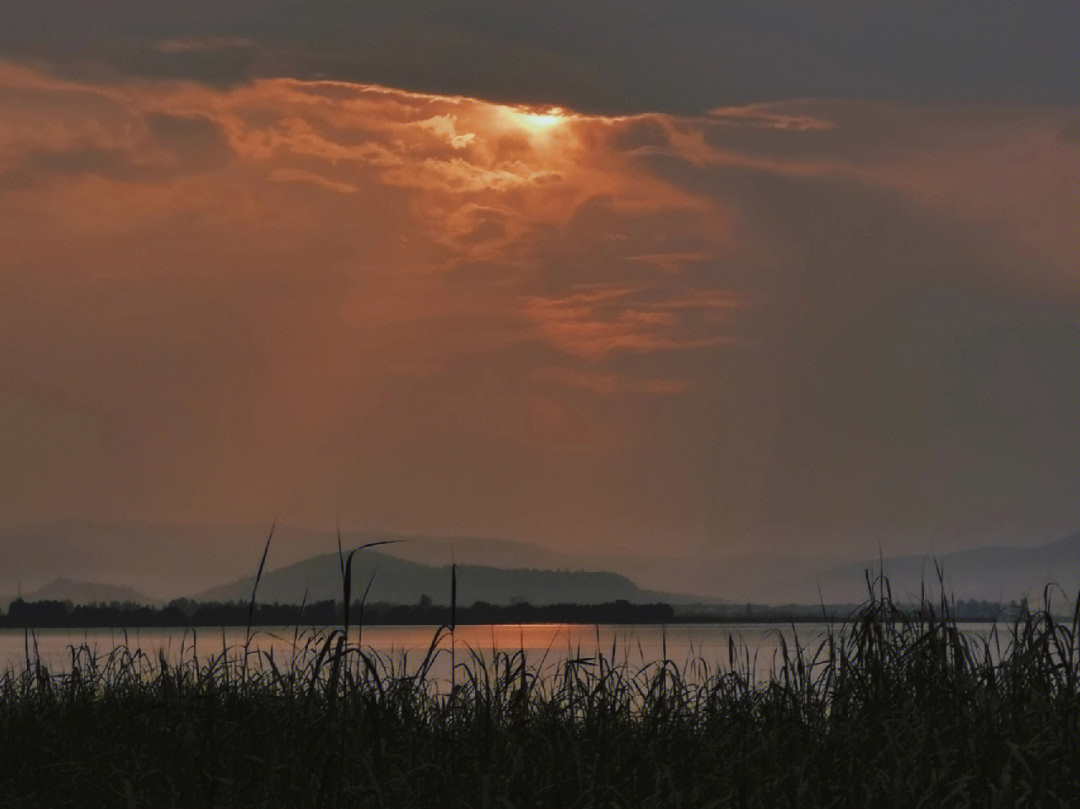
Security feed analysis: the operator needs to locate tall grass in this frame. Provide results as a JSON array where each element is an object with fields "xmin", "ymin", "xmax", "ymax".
[{"xmin": 3, "ymin": 577, "xmax": 1080, "ymax": 807}]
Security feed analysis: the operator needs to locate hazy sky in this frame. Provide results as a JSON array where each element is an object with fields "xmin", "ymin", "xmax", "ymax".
[{"xmin": 3, "ymin": 3, "xmax": 1080, "ymax": 558}]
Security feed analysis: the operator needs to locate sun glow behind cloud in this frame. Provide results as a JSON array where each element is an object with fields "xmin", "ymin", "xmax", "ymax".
[
  {"xmin": 519, "ymin": 110, "xmax": 563, "ymax": 128},
  {"xmin": 499, "ymin": 106, "xmax": 569, "ymax": 135},
  {"xmin": 0, "ymin": 64, "xmax": 747, "ymax": 539},
  {"xmin": 3, "ymin": 60, "xmax": 1080, "ymax": 556}
]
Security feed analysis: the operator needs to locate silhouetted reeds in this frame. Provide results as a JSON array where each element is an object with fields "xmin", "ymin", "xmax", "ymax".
[{"xmin": 3, "ymin": 576, "xmax": 1080, "ymax": 807}]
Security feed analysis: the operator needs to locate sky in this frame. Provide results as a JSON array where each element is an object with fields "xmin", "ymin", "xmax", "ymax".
[{"xmin": 3, "ymin": 2, "xmax": 1080, "ymax": 561}]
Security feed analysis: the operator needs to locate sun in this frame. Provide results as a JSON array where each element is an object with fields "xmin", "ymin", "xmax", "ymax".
[
  {"xmin": 518, "ymin": 110, "xmax": 564, "ymax": 129},
  {"xmin": 501, "ymin": 106, "xmax": 569, "ymax": 137}
]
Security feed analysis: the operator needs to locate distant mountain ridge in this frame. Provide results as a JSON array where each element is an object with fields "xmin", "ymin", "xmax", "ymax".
[
  {"xmin": 194, "ymin": 550, "xmax": 669, "ymax": 606},
  {"xmin": 0, "ymin": 521, "xmax": 719, "ymax": 603},
  {"xmin": 4, "ymin": 520, "xmax": 1080, "ymax": 607},
  {"xmin": 810, "ymin": 532, "xmax": 1080, "ymax": 603},
  {"xmin": 355, "ymin": 532, "xmax": 583, "ymax": 570},
  {"xmin": 3, "ymin": 578, "xmax": 150, "ymax": 607}
]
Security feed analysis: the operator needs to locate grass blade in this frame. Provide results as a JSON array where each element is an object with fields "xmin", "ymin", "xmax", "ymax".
[{"xmin": 246, "ymin": 521, "xmax": 276, "ymax": 641}]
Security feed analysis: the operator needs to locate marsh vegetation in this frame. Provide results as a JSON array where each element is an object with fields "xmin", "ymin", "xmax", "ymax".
[{"xmin": 3, "ymin": 576, "xmax": 1080, "ymax": 807}]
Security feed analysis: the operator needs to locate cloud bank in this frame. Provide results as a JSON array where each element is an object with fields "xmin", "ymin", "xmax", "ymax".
[
  {"xmin": 2, "ymin": 2, "xmax": 1079, "ymax": 113},
  {"xmin": 2, "ymin": 58, "xmax": 1080, "ymax": 557}
]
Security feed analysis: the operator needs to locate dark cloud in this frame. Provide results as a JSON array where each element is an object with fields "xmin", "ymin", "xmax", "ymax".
[
  {"xmin": 109, "ymin": 39, "xmax": 259, "ymax": 89},
  {"xmin": 0, "ymin": 112, "xmax": 233, "ymax": 189},
  {"xmin": 609, "ymin": 118, "xmax": 672, "ymax": 152},
  {"xmin": 144, "ymin": 112, "xmax": 234, "ymax": 172},
  {"xmin": 0, "ymin": 146, "xmax": 131, "ymax": 190},
  {"xmin": 2, "ymin": 2, "xmax": 1079, "ymax": 113}
]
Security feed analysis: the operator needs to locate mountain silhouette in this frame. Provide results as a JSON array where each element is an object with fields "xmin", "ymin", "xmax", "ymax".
[
  {"xmin": 810, "ymin": 532, "xmax": 1080, "ymax": 603},
  {"xmin": 5, "ymin": 577, "xmax": 150, "ymax": 606},
  {"xmin": 194, "ymin": 549, "xmax": 660, "ymax": 606}
]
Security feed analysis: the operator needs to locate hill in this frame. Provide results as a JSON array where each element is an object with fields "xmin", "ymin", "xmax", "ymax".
[
  {"xmin": 811, "ymin": 532, "xmax": 1080, "ymax": 603},
  {"xmin": 3, "ymin": 577, "xmax": 150, "ymax": 607},
  {"xmin": 7, "ymin": 520, "xmax": 1080, "ymax": 607},
  {"xmin": 194, "ymin": 549, "xmax": 660, "ymax": 606},
  {"xmin": 0, "ymin": 521, "xmax": 717, "ymax": 603}
]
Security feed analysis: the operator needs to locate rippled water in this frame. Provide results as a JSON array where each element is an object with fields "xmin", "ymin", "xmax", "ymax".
[{"xmin": 1, "ymin": 622, "xmax": 1002, "ymax": 684}]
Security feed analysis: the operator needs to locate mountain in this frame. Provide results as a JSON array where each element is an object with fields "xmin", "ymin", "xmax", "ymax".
[
  {"xmin": 5, "ymin": 578, "xmax": 150, "ymax": 606},
  {"xmin": 363, "ymin": 533, "xmax": 583, "ymax": 570},
  {"xmin": 0, "ymin": 521, "xmax": 720, "ymax": 602},
  {"xmin": 194, "ymin": 549, "xmax": 662, "ymax": 606},
  {"xmin": 8, "ymin": 520, "xmax": 1078, "ymax": 608},
  {"xmin": 579, "ymin": 552, "xmax": 845, "ymax": 605},
  {"xmin": 368, "ymin": 534, "xmax": 731, "ymax": 603},
  {"xmin": 811, "ymin": 533, "xmax": 1080, "ymax": 603}
]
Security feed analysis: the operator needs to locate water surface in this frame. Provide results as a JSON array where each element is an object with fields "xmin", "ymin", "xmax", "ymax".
[{"xmin": 1, "ymin": 622, "xmax": 1001, "ymax": 684}]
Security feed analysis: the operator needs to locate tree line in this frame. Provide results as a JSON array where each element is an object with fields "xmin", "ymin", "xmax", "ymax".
[{"xmin": 0, "ymin": 597, "xmax": 676, "ymax": 628}]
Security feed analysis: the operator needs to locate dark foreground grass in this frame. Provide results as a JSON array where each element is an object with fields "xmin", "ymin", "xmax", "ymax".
[{"xmin": 4, "ymin": 582, "xmax": 1080, "ymax": 808}]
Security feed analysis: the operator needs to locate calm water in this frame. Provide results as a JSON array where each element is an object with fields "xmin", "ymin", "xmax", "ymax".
[{"xmin": 1, "ymin": 622, "xmax": 1001, "ymax": 684}]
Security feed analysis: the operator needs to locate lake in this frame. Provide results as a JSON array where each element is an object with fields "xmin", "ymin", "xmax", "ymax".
[{"xmin": 0, "ymin": 622, "xmax": 1004, "ymax": 685}]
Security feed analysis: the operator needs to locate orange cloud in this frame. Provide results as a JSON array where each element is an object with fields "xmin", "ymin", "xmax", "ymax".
[{"xmin": 4, "ymin": 61, "xmax": 1078, "ymax": 558}]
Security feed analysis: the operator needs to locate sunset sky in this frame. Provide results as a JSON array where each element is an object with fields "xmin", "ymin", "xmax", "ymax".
[{"xmin": 3, "ymin": 2, "xmax": 1080, "ymax": 560}]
